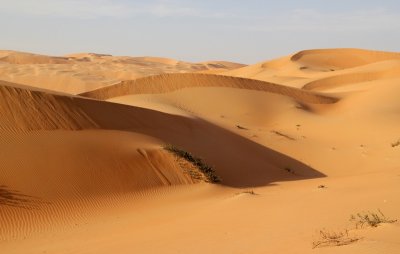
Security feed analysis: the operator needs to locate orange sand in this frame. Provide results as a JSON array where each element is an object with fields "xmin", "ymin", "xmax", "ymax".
[{"xmin": 0, "ymin": 48, "xmax": 399, "ymax": 253}]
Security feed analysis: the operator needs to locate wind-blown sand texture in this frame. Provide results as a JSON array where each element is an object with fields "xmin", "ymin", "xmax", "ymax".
[{"xmin": 1, "ymin": 48, "xmax": 400, "ymax": 254}]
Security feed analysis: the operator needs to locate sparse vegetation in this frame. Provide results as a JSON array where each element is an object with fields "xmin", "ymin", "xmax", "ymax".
[
  {"xmin": 350, "ymin": 210, "xmax": 397, "ymax": 228},
  {"xmin": 240, "ymin": 190, "xmax": 257, "ymax": 195},
  {"xmin": 391, "ymin": 139, "xmax": 400, "ymax": 147},
  {"xmin": 313, "ymin": 209, "xmax": 397, "ymax": 249},
  {"xmin": 284, "ymin": 166, "xmax": 295, "ymax": 174},
  {"xmin": 236, "ymin": 125, "xmax": 248, "ymax": 130},
  {"xmin": 312, "ymin": 229, "xmax": 361, "ymax": 249},
  {"xmin": 164, "ymin": 144, "xmax": 221, "ymax": 183},
  {"xmin": 271, "ymin": 131, "xmax": 296, "ymax": 141}
]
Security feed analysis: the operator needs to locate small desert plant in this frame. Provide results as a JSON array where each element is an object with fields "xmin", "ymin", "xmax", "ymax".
[
  {"xmin": 350, "ymin": 210, "xmax": 397, "ymax": 228},
  {"xmin": 284, "ymin": 166, "xmax": 295, "ymax": 174},
  {"xmin": 164, "ymin": 144, "xmax": 221, "ymax": 183},
  {"xmin": 237, "ymin": 190, "xmax": 257, "ymax": 195},
  {"xmin": 312, "ymin": 229, "xmax": 360, "ymax": 249},
  {"xmin": 271, "ymin": 131, "xmax": 296, "ymax": 141},
  {"xmin": 236, "ymin": 125, "xmax": 248, "ymax": 130},
  {"xmin": 391, "ymin": 139, "xmax": 400, "ymax": 147}
]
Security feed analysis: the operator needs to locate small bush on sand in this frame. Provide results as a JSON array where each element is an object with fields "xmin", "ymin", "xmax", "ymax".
[
  {"xmin": 350, "ymin": 210, "xmax": 397, "ymax": 228},
  {"xmin": 391, "ymin": 139, "xmax": 400, "ymax": 147},
  {"xmin": 312, "ymin": 229, "xmax": 360, "ymax": 249},
  {"xmin": 164, "ymin": 144, "xmax": 221, "ymax": 183},
  {"xmin": 236, "ymin": 125, "xmax": 248, "ymax": 130},
  {"xmin": 236, "ymin": 190, "xmax": 257, "ymax": 195}
]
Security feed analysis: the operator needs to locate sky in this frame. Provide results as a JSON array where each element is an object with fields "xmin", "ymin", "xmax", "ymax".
[{"xmin": 0, "ymin": 0, "xmax": 399, "ymax": 63}]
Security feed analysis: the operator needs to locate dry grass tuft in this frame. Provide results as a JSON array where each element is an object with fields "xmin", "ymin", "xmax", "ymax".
[
  {"xmin": 312, "ymin": 229, "xmax": 361, "ymax": 249},
  {"xmin": 391, "ymin": 139, "xmax": 400, "ymax": 147},
  {"xmin": 350, "ymin": 210, "xmax": 397, "ymax": 228}
]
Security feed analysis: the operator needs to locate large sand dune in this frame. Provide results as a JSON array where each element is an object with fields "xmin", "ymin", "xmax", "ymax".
[
  {"xmin": 80, "ymin": 73, "xmax": 339, "ymax": 104},
  {"xmin": 1, "ymin": 48, "xmax": 400, "ymax": 254}
]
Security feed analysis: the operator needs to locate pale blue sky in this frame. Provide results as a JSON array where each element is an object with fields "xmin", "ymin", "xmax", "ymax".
[{"xmin": 1, "ymin": 0, "xmax": 399, "ymax": 63}]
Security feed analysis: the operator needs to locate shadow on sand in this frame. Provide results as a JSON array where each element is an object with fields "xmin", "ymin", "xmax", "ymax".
[
  {"xmin": 78, "ymin": 97, "xmax": 326, "ymax": 188},
  {"xmin": 0, "ymin": 185, "xmax": 39, "ymax": 209}
]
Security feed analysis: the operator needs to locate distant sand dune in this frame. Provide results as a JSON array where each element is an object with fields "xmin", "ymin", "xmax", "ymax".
[
  {"xmin": 291, "ymin": 48, "xmax": 400, "ymax": 69},
  {"xmin": 223, "ymin": 49, "xmax": 400, "ymax": 89},
  {"xmin": 303, "ymin": 62, "xmax": 400, "ymax": 91},
  {"xmin": 0, "ymin": 50, "xmax": 245, "ymax": 94}
]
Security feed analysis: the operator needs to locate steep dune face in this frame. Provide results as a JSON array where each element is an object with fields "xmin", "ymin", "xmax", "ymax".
[
  {"xmin": 0, "ymin": 82, "xmax": 97, "ymax": 131},
  {"xmin": 0, "ymin": 51, "xmax": 245, "ymax": 94},
  {"xmin": 80, "ymin": 73, "xmax": 338, "ymax": 104}
]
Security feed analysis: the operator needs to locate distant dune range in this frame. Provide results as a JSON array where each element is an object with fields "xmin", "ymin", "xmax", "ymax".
[
  {"xmin": 1, "ymin": 48, "xmax": 400, "ymax": 253},
  {"xmin": 0, "ymin": 50, "xmax": 245, "ymax": 94}
]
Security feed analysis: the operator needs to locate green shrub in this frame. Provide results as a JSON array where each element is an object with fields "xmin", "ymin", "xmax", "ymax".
[{"xmin": 164, "ymin": 144, "xmax": 221, "ymax": 183}]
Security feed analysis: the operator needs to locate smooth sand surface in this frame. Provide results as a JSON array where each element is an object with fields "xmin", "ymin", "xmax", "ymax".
[{"xmin": 1, "ymin": 48, "xmax": 400, "ymax": 253}]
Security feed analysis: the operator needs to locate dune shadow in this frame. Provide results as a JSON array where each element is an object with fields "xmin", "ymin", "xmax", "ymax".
[
  {"xmin": 0, "ymin": 185, "xmax": 40, "ymax": 209},
  {"xmin": 78, "ymin": 98, "xmax": 326, "ymax": 188}
]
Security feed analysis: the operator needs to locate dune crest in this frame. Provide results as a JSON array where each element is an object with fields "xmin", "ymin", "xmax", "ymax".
[{"xmin": 80, "ymin": 73, "xmax": 338, "ymax": 104}]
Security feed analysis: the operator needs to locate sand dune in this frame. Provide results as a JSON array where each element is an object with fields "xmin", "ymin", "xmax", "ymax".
[
  {"xmin": 1, "ymin": 48, "xmax": 400, "ymax": 254},
  {"xmin": 0, "ymin": 50, "xmax": 69, "ymax": 64},
  {"xmin": 302, "ymin": 60, "xmax": 400, "ymax": 92},
  {"xmin": 0, "ymin": 79, "xmax": 324, "ymax": 241},
  {"xmin": 80, "ymin": 73, "xmax": 338, "ymax": 104},
  {"xmin": 291, "ymin": 48, "xmax": 400, "ymax": 69},
  {"xmin": 224, "ymin": 48, "xmax": 400, "ymax": 89},
  {"xmin": 0, "ymin": 50, "xmax": 244, "ymax": 94}
]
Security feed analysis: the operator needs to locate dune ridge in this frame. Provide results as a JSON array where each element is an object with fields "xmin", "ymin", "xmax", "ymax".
[
  {"xmin": 80, "ymin": 73, "xmax": 339, "ymax": 104},
  {"xmin": 302, "ymin": 61, "xmax": 400, "ymax": 91}
]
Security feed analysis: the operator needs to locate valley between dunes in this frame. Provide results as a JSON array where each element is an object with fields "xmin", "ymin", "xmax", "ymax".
[{"xmin": 0, "ymin": 48, "xmax": 400, "ymax": 253}]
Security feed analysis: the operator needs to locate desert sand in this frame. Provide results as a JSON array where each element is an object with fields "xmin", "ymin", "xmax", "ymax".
[{"xmin": 0, "ymin": 48, "xmax": 399, "ymax": 253}]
